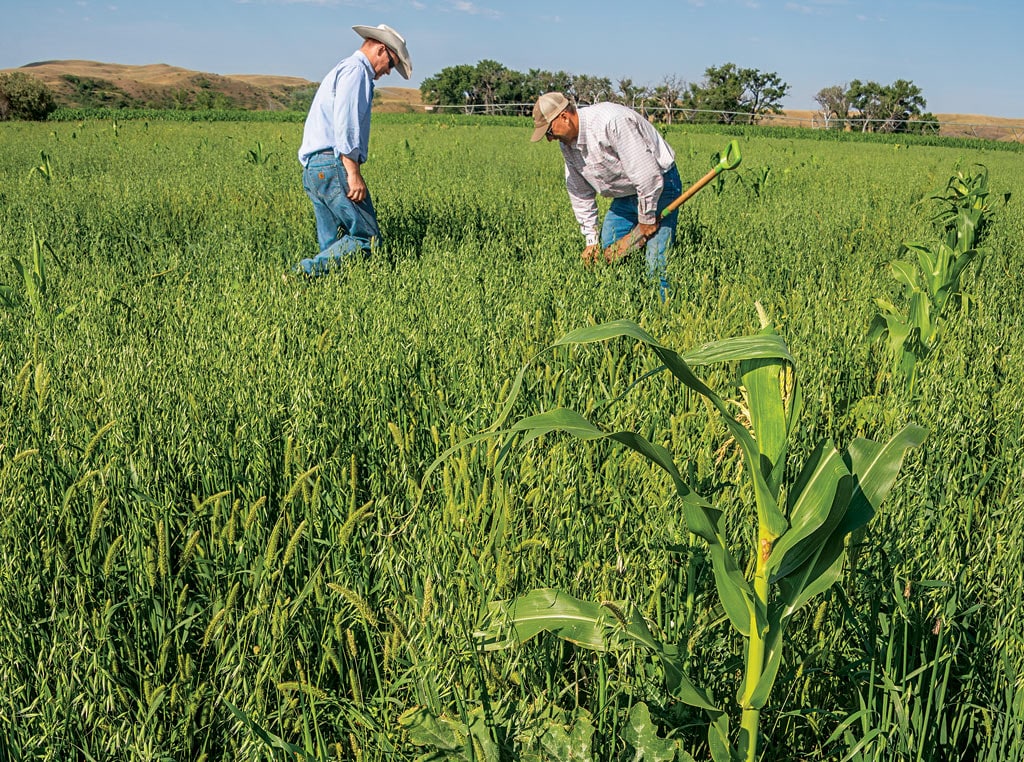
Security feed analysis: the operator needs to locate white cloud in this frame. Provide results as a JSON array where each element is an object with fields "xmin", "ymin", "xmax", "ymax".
[{"xmin": 445, "ymin": 1, "xmax": 502, "ymax": 18}]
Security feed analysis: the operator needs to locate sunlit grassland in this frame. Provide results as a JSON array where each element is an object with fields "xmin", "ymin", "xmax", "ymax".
[{"xmin": 1, "ymin": 116, "xmax": 1022, "ymax": 760}]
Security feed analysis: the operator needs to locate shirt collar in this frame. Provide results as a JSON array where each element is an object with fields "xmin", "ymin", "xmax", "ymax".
[
  {"xmin": 354, "ymin": 50, "xmax": 376, "ymax": 79},
  {"xmin": 574, "ymin": 106, "xmax": 590, "ymax": 149}
]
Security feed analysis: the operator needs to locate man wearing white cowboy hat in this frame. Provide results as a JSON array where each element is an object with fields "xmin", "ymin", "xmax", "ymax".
[{"xmin": 297, "ymin": 24, "xmax": 412, "ymax": 275}]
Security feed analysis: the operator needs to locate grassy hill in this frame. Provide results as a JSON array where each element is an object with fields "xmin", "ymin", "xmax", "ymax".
[
  {"xmin": 0, "ymin": 60, "xmax": 424, "ymax": 113},
  {"xmin": 2, "ymin": 60, "xmax": 318, "ymax": 111}
]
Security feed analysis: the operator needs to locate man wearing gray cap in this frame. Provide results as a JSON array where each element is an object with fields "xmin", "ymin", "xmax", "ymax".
[
  {"xmin": 297, "ymin": 24, "xmax": 412, "ymax": 276},
  {"xmin": 532, "ymin": 92, "xmax": 681, "ymax": 298}
]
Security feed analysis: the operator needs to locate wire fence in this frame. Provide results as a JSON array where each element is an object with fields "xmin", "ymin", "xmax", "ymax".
[{"xmin": 420, "ymin": 102, "xmax": 1024, "ymax": 142}]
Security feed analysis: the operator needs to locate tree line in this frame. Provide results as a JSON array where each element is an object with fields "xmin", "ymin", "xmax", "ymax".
[
  {"xmin": 1, "ymin": 62, "xmax": 934, "ymax": 134},
  {"xmin": 420, "ymin": 60, "xmax": 935, "ymax": 133}
]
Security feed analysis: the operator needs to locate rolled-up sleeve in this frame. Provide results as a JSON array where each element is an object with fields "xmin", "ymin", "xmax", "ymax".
[
  {"xmin": 565, "ymin": 161, "xmax": 600, "ymax": 245},
  {"xmin": 332, "ymin": 64, "xmax": 373, "ymax": 164}
]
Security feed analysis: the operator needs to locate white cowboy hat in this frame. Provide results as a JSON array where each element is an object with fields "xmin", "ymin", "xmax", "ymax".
[{"xmin": 352, "ymin": 23, "xmax": 412, "ymax": 80}]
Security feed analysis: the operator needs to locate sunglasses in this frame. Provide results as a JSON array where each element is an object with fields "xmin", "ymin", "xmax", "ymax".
[{"xmin": 385, "ymin": 48, "xmax": 397, "ymax": 71}]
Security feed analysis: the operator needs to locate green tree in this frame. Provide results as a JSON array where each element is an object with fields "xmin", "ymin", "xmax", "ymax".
[
  {"xmin": 472, "ymin": 59, "xmax": 508, "ymax": 113},
  {"xmin": 420, "ymin": 64, "xmax": 477, "ymax": 111},
  {"xmin": 685, "ymin": 63, "xmax": 789, "ymax": 125},
  {"xmin": 848, "ymin": 79, "xmax": 927, "ymax": 133},
  {"xmin": 739, "ymin": 68, "xmax": 789, "ymax": 124},
  {"xmin": 0, "ymin": 72, "xmax": 57, "ymax": 121},
  {"xmin": 814, "ymin": 84, "xmax": 851, "ymax": 130},
  {"xmin": 569, "ymin": 74, "xmax": 614, "ymax": 105},
  {"xmin": 525, "ymin": 68, "xmax": 574, "ymax": 99},
  {"xmin": 615, "ymin": 77, "xmax": 649, "ymax": 110},
  {"xmin": 685, "ymin": 63, "xmax": 745, "ymax": 123}
]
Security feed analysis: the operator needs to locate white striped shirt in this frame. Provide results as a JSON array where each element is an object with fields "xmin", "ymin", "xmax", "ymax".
[{"xmin": 559, "ymin": 102, "xmax": 676, "ymax": 245}]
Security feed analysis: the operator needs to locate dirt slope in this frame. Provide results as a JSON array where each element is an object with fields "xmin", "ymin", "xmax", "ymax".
[{"xmin": 4, "ymin": 60, "xmax": 316, "ymax": 110}]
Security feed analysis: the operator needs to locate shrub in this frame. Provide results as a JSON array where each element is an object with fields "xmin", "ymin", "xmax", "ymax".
[{"xmin": 0, "ymin": 71, "xmax": 58, "ymax": 121}]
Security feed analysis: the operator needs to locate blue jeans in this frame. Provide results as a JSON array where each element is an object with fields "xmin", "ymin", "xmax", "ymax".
[
  {"xmin": 601, "ymin": 165, "xmax": 682, "ymax": 296},
  {"xmin": 299, "ymin": 151, "xmax": 381, "ymax": 275}
]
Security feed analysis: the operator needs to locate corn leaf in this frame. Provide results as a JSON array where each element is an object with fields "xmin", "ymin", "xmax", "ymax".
[
  {"xmin": 841, "ymin": 424, "xmax": 928, "ymax": 534},
  {"xmin": 476, "ymin": 588, "xmax": 617, "ymax": 651},
  {"xmin": 767, "ymin": 443, "xmax": 851, "ymax": 579}
]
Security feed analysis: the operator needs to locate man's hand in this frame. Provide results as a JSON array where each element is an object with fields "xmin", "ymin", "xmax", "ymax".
[
  {"xmin": 635, "ymin": 221, "xmax": 659, "ymax": 239},
  {"xmin": 581, "ymin": 244, "xmax": 601, "ymax": 265},
  {"xmin": 342, "ymin": 157, "xmax": 368, "ymax": 203}
]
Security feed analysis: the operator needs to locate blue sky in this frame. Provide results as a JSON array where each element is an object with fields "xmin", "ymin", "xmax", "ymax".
[{"xmin": 2, "ymin": 0, "xmax": 1023, "ymax": 118}]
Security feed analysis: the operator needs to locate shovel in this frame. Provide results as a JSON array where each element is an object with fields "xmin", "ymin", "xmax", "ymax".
[{"xmin": 601, "ymin": 139, "xmax": 742, "ymax": 263}]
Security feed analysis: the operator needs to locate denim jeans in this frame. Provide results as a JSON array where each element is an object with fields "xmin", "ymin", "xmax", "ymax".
[
  {"xmin": 600, "ymin": 165, "xmax": 682, "ymax": 297},
  {"xmin": 299, "ymin": 151, "xmax": 381, "ymax": 275}
]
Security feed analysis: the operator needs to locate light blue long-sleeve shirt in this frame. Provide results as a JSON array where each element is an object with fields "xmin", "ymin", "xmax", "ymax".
[{"xmin": 298, "ymin": 51, "xmax": 375, "ymax": 166}]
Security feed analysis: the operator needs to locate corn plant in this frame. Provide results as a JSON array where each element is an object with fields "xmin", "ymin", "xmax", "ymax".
[
  {"xmin": 869, "ymin": 165, "xmax": 1002, "ymax": 393},
  {"xmin": 928, "ymin": 164, "xmax": 1006, "ymax": 254},
  {"xmin": 29, "ymin": 149, "xmax": 54, "ymax": 182},
  {"xmin": 418, "ymin": 310, "xmax": 926, "ymax": 762},
  {"xmin": 246, "ymin": 141, "xmax": 273, "ymax": 165},
  {"xmin": 4, "ymin": 229, "xmax": 77, "ymax": 331}
]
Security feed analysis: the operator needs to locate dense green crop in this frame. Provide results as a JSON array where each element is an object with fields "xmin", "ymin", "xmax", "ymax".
[{"xmin": 0, "ymin": 116, "xmax": 1022, "ymax": 760}]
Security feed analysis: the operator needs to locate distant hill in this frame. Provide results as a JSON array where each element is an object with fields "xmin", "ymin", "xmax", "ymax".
[
  {"xmin": 0, "ymin": 60, "xmax": 426, "ymax": 113},
  {"xmin": 3, "ymin": 60, "xmax": 317, "ymax": 111}
]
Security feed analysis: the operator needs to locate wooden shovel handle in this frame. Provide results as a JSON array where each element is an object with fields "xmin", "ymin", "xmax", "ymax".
[{"xmin": 600, "ymin": 140, "xmax": 743, "ymax": 263}]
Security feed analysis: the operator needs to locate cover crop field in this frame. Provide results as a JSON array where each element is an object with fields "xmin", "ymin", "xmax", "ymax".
[{"xmin": 1, "ymin": 115, "xmax": 1023, "ymax": 760}]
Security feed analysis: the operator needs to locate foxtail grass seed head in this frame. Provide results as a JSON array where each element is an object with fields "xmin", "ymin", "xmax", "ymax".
[
  {"xmin": 421, "ymin": 576, "xmax": 433, "ymax": 623},
  {"xmin": 13, "ymin": 448, "xmax": 39, "ymax": 464},
  {"xmin": 200, "ymin": 489, "xmax": 232, "ymax": 511},
  {"xmin": 176, "ymin": 584, "xmax": 190, "ymax": 617},
  {"xmin": 245, "ymin": 495, "xmax": 267, "ymax": 532},
  {"xmin": 225, "ymin": 581, "xmax": 241, "ymax": 613},
  {"xmin": 323, "ymin": 642, "xmax": 342, "ymax": 677},
  {"xmin": 281, "ymin": 519, "xmax": 307, "ymax": 570},
  {"xmin": 202, "ymin": 607, "xmax": 227, "ymax": 649},
  {"xmin": 146, "ymin": 544, "xmax": 158, "ymax": 589},
  {"xmin": 348, "ymin": 667, "xmax": 363, "ymax": 704},
  {"xmin": 265, "ymin": 515, "xmax": 284, "ymax": 568},
  {"xmin": 284, "ymin": 466, "xmax": 318, "ymax": 505},
  {"xmin": 180, "ymin": 529, "xmax": 201, "ymax": 571},
  {"xmin": 337, "ymin": 500, "xmax": 373, "ymax": 550},
  {"xmin": 157, "ymin": 521, "xmax": 169, "ymax": 582},
  {"xmin": 159, "ymin": 635, "xmax": 172, "ymax": 672},
  {"xmin": 813, "ymin": 600, "xmax": 828, "ymax": 634},
  {"xmin": 223, "ymin": 499, "xmax": 240, "ymax": 545},
  {"xmin": 103, "ymin": 534, "xmax": 124, "ymax": 579},
  {"xmin": 34, "ymin": 361, "xmax": 50, "ymax": 408},
  {"xmin": 16, "ymin": 360, "xmax": 32, "ymax": 406},
  {"xmin": 83, "ymin": 419, "xmax": 116, "ymax": 462},
  {"xmin": 88, "ymin": 498, "xmax": 109, "ymax": 545},
  {"xmin": 329, "ymin": 583, "xmax": 378, "ymax": 629},
  {"xmin": 388, "ymin": 421, "xmax": 404, "ymax": 454}
]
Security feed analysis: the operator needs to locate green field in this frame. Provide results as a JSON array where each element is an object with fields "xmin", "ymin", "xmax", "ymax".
[{"xmin": 1, "ymin": 115, "xmax": 1023, "ymax": 760}]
